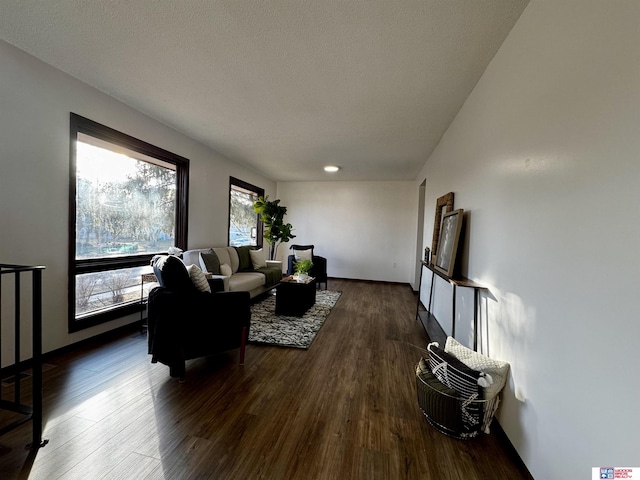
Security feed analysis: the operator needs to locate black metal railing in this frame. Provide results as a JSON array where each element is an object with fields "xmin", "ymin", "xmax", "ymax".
[{"xmin": 0, "ymin": 263, "xmax": 47, "ymax": 449}]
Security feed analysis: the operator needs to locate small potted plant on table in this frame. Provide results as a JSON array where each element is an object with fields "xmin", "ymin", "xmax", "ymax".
[{"xmin": 294, "ymin": 259, "xmax": 313, "ymax": 282}]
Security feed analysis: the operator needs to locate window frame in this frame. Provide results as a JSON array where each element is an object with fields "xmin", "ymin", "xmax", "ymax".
[
  {"xmin": 228, "ymin": 177, "xmax": 264, "ymax": 248},
  {"xmin": 68, "ymin": 113, "xmax": 189, "ymax": 332}
]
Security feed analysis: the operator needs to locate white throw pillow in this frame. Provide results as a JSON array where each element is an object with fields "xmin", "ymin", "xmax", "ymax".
[
  {"xmin": 220, "ymin": 263, "xmax": 232, "ymax": 277},
  {"xmin": 249, "ymin": 248, "xmax": 267, "ymax": 270},
  {"xmin": 186, "ymin": 264, "xmax": 211, "ymax": 293},
  {"xmin": 444, "ymin": 336, "xmax": 509, "ymax": 399},
  {"xmin": 294, "ymin": 248, "xmax": 313, "ymax": 261}
]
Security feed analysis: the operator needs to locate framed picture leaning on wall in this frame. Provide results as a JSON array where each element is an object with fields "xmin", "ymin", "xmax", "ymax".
[
  {"xmin": 431, "ymin": 192, "xmax": 454, "ymax": 258},
  {"xmin": 433, "ymin": 209, "xmax": 464, "ymax": 278}
]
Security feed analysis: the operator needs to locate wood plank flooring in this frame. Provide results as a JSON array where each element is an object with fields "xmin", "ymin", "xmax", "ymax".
[{"xmin": 0, "ymin": 279, "xmax": 529, "ymax": 479}]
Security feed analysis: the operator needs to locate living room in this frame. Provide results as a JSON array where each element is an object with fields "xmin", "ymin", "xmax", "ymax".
[{"xmin": 1, "ymin": 2, "xmax": 639, "ymax": 479}]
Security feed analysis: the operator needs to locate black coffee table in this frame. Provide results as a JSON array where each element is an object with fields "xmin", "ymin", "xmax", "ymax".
[{"xmin": 275, "ymin": 276, "xmax": 316, "ymax": 316}]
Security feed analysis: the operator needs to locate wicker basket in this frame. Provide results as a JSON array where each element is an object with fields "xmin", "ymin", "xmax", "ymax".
[{"xmin": 416, "ymin": 363, "xmax": 499, "ymax": 440}]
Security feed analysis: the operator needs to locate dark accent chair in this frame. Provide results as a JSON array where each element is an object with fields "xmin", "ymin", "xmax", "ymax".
[
  {"xmin": 287, "ymin": 244, "xmax": 328, "ymax": 289},
  {"xmin": 147, "ymin": 255, "xmax": 250, "ymax": 380}
]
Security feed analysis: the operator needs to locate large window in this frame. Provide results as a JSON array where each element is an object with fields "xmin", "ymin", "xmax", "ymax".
[
  {"xmin": 69, "ymin": 114, "xmax": 188, "ymax": 331},
  {"xmin": 228, "ymin": 177, "xmax": 263, "ymax": 247}
]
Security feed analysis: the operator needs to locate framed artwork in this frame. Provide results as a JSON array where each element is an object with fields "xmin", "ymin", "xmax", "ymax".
[
  {"xmin": 433, "ymin": 209, "xmax": 464, "ymax": 278},
  {"xmin": 431, "ymin": 192, "xmax": 454, "ymax": 259}
]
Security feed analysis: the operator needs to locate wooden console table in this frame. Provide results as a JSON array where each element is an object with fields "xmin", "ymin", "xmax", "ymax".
[{"xmin": 416, "ymin": 261, "xmax": 487, "ymax": 350}]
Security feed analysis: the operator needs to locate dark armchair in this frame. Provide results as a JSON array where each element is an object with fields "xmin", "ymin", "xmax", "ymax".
[
  {"xmin": 287, "ymin": 244, "xmax": 328, "ymax": 289},
  {"xmin": 147, "ymin": 255, "xmax": 250, "ymax": 380}
]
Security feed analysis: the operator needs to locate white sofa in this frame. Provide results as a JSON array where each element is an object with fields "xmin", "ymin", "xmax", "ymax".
[{"xmin": 182, "ymin": 247, "xmax": 281, "ymax": 298}]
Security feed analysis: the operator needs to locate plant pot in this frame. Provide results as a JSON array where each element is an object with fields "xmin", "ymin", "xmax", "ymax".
[
  {"xmin": 294, "ymin": 273, "xmax": 309, "ymax": 282},
  {"xmin": 265, "ymin": 260, "xmax": 282, "ymax": 271}
]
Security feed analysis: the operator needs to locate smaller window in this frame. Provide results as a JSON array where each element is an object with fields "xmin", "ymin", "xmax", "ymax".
[{"xmin": 229, "ymin": 177, "xmax": 264, "ymax": 247}]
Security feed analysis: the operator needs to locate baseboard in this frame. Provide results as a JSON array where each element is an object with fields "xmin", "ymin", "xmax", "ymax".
[
  {"xmin": 492, "ymin": 420, "xmax": 535, "ymax": 479},
  {"xmin": 328, "ymin": 276, "xmax": 412, "ymax": 288}
]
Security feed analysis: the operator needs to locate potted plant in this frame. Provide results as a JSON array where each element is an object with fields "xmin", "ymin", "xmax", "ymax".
[
  {"xmin": 294, "ymin": 259, "xmax": 313, "ymax": 282},
  {"xmin": 253, "ymin": 195, "xmax": 296, "ymax": 261}
]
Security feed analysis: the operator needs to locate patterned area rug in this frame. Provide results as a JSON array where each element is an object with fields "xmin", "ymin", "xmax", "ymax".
[{"xmin": 249, "ymin": 290, "xmax": 342, "ymax": 349}]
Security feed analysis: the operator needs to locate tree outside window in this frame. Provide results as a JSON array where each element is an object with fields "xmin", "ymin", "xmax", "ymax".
[{"xmin": 70, "ymin": 114, "xmax": 188, "ymax": 331}]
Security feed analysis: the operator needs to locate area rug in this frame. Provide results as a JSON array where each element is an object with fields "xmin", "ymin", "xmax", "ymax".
[{"xmin": 248, "ymin": 290, "xmax": 342, "ymax": 349}]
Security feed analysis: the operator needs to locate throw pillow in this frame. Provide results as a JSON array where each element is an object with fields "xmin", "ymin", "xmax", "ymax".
[
  {"xmin": 444, "ymin": 337, "xmax": 510, "ymax": 399},
  {"xmin": 220, "ymin": 263, "xmax": 232, "ymax": 277},
  {"xmin": 294, "ymin": 248, "xmax": 313, "ymax": 261},
  {"xmin": 186, "ymin": 264, "xmax": 211, "ymax": 293},
  {"xmin": 416, "ymin": 358, "xmax": 463, "ymax": 434},
  {"xmin": 427, "ymin": 342, "xmax": 492, "ymax": 398},
  {"xmin": 416, "ymin": 356, "xmax": 430, "ymax": 376},
  {"xmin": 234, "ymin": 246, "xmax": 254, "ymax": 271},
  {"xmin": 152, "ymin": 255, "xmax": 195, "ymax": 294},
  {"xmin": 249, "ymin": 248, "xmax": 267, "ymax": 270},
  {"xmin": 200, "ymin": 250, "xmax": 221, "ymax": 275}
]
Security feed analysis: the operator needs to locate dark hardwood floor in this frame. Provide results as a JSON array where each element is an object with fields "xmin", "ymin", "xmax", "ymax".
[{"xmin": 0, "ymin": 279, "xmax": 528, "ymax": 479}]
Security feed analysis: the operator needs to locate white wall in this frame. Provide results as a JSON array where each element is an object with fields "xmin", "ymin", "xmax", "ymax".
[
  {"xmin": 0, "ymin": 40, "xmax": 275, "ymax": 363},
  {"xmin": 277, "ymin": 181, "xmax": 417, "ymax": 284},
  {"xmin": 417, "ymin": 2, "xmax": 640, "ymax": 478}
]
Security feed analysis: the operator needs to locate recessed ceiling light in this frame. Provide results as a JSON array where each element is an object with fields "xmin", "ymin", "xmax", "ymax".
[{"xmin": 324, "ymin": 165, "xmax": 340, "ymax": 173}]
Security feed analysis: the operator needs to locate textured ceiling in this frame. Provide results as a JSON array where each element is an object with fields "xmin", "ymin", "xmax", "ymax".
[{"xmin": 0, "ymin": 0, "xmax": 528, "ymax": 181}]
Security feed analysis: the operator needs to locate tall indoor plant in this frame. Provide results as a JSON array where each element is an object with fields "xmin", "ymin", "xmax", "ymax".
[{"xmin": 253, "ymin": 196, "xmax": 296, "ymax": 261}]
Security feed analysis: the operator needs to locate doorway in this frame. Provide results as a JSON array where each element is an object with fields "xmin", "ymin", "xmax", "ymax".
[{"xmin": 414, "ymin": 180, "xmax": 426, "ymax": 289}]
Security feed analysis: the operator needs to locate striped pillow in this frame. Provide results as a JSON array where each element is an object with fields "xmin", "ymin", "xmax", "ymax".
[
  {"xmin": 416, "ymin": 359, "xmax": 462, "ymax": 434},
  {"xmin": 186, "ymin": 264, "xmax": 211, "ymax": 293},
  {"xmin": 444, "ymin": 337, "xmax": 508, "ymax": 399},
  {"xmin": 427, "ymin": 342, "xmax": 487, "ymax": 436},
  {"xmin": 427, "ymin": 342, "xmax": 489, "ymax": 398}
]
